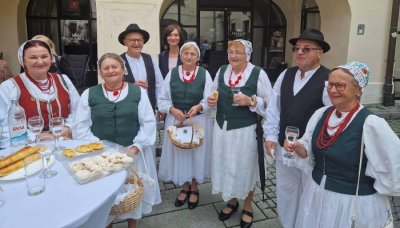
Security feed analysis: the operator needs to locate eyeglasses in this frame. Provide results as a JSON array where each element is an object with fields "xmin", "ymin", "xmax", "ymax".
[
  {"xmin": 227, "ymin": 50, "xmax": 246, "ymax": 56},
  {"xmin": 325, "ymin": 81, "xmax": 352, "ymax": 91},
  {"xmin": 292, "ymin": 46, "xmax": 321, "ymax": 54},
  {"xmin": 125, "ymin": 38, "xmax": 144, "ymax": 44}
]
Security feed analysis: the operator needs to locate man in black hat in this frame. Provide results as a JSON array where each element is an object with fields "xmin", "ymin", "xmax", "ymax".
[
  {"xmin": 119, "ymin": 23, "xmax": 163, "ymax": 113},
  {"xmin": 263, "ymin": 28, "xmax": 332, "ymax": 228}
]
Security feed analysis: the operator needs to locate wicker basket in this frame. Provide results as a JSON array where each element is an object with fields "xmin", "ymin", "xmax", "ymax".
[
  {"xmin": 167, "ymin": 119, "xmax": 204, "ymax": 149},
  {"xmin": 110, "ymin": 168, "xmax": 144, "ymax": 215}
]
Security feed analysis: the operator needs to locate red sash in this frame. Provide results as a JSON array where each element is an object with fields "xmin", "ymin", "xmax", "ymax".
[{"xmin": 13, "ymin": 73, "xmax": 70, "ymax": 130}]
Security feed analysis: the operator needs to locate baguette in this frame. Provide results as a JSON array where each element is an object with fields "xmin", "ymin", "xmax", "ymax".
[
  {"xmin": 0, "ymin": 146, "xmax": 40, "ymax": 169},
  {"xmin": 0, "ymin": 153, "xmax": 41, "ymax": 176}
]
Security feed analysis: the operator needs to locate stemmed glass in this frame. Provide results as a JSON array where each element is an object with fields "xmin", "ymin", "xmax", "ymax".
[
  {"xmin": 231, "ymin": 86, "xmax": 241, "ymax": 106},
  {"xmin": 284, "ymin": 126, "xmax": 300, "ymax": 159},
  {"xmin": 49, "ymin": 117, "xmax": 65, "ymax": 151},
  {"xmin": 0, "ymin": 185, "xmax": 4, "ymax": 208},
  {"xmin": 38, "ymin": 135, "xmax": 57, "ymax": 178},
  {"xmin": 28, "ymin": 116, "xmax": 44, "ymax": 143}
]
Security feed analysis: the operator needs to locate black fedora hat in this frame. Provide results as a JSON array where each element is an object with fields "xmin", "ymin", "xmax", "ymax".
[
  {"xmin": 289, "ymin": 28, "xmax": 330, "ymax": 53},
  {"xmin": 118, "ymin": 24, "xmax": 150, "ymax": 45}
]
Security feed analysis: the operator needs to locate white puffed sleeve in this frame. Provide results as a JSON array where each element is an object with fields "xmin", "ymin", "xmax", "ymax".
[{"xmin": 363, "ymin": 115, "xmax": 400, "ymax": 196}]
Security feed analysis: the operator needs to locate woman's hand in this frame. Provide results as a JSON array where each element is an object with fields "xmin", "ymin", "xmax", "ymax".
[
  {"xmin": 157, "ymin": 111, "xmax": 166, "ymax": 122},
  {"xmin": 129, "ymin": 146, "xmax": 139, "ymax": 155},
  {"xmin": 233, "ymin": 93, "xmax": 252, "ymax": 106},
  {"xmin": 207, "ymin": 95, "xmax": 217, "ymax": 108},
  {"xmin": 264, "ymin": 141, "xmax": 276, "ymax": 157},
  {"xmin": 169, "ymin": 106, "xmax": 186, "ymax": 122},
  {"xmin": 187, "ymin": 104, "xmax": 202, "ymax": 117},
  {"xmin": 283, "ymin": 140, "xmax": 308, "ymax": 158},
  {"xmin": 60, "ymin": 126, "xmax": 72, "ymax": 139}
]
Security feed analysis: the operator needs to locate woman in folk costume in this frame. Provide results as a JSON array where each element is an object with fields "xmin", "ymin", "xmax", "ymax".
[
  {"xmin": 285, "ymin": 61, "xmax": 400, "ymax": 228},
  {"xmin": 207, "ymin": 39, "xmax": 273, "ymax": 228},
  {"xmin": 158, "ymin": 42, "xmax": 213, "ymax": 209},
  {"xmin": 72, "ymin": 53, "xmax": 161, "ymax": 228},
  {"xmin": 0, "ymin": 39, "xmax": 79, "ymax": 143}
]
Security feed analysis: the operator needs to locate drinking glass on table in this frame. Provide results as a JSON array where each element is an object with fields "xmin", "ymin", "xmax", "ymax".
[
  {"xmin": 284, "ymin": 126, "xmax": 300, "ymax": 159},
  {"xmin": 49, "ymin": 117, "xmax": 65, "ymax": 151},
  {"xmin": 38, "ymin": 135, "xmax": 57, "ymax": 178},
  {"xmin": 0, "ymin": 185, "xmax": 4, "ymax": 207},
  {"xmin": 28, "ymin": 116, "xmax": 44, "ymax": 143},
  {"xmin": 231, "ymin": 86, "xmax": 241, "ymax": 106}
]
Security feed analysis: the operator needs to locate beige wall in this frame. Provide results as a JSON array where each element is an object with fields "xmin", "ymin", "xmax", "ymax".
[{"xmin": 0, "ymin": 0, "xmax": 27, "ymax": 74}]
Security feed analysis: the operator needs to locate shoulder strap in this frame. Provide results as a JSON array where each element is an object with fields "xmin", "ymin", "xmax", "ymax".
[{"xmin": 351, "ymin": 131, "xmax": 365, "ymax": 227}]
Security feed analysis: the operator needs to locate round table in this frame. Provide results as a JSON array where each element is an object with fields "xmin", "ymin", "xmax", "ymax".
[{"xmin": 0, "ymin": 140, "xmax": 127, "ymax": 228}]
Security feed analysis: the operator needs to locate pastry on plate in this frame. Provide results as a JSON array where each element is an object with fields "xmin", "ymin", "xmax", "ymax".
[
  {"xmin": 63, "ymin": 149, "xmax": 77, "ymax": 158},
  {"xmin": 75, "ymin": 145, "xmax": 93, "ymax": 153},
  {"xmin": 88, "ymin": 142, "xmax": 104, "ymax": 150}
]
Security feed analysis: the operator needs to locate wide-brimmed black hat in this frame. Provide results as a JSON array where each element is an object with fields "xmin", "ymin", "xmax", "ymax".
[
  {"xmin": 118, "ymin": 24, "xmax": 150, "ymax": 45},
  {"xmin": 289, "ymin": 28, "xmax": 330, "ymax": 53}
]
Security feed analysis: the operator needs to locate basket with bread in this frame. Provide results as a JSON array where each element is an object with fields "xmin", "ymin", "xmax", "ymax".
[
  {"xmin": 0, "ymin": 146, "xmax": 45, "ymax": 177},
  {"xmin": 167, "ymin": 118, "xmax": 204, "ymax": 149}
]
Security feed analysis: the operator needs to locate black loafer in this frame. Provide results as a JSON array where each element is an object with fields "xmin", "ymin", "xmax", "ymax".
[
  {"xmin": 187, "ymin": 190, "xmax": 199, "ymax": 209},
  {"xmin": 174, "ymin": 189, "xmax": 190, "ymax": 207},
  {"xmin": 218, "ymin": 201, "xmax": 239, "ymax": 221},
  {"xmin": 240, "ymin": 209, "xmax": 253, "ymax": 228}
]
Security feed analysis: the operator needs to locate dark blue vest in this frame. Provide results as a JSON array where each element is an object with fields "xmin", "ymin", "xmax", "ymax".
[
  {"xmin": 311, "ymin": 107, "xmax": 376, "ymax": 195},
  {"xmin": 278, "ymin": 66, "xmax": 329, "ymax": 146},
  {"xmin": 159, "ymin": 49, "xmax": 181, "ymax": 78}
]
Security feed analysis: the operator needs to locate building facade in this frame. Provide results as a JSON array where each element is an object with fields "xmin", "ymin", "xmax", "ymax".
[{"xmin": 0, "ymin": 0, "xmax": 399, "ymax": 104}]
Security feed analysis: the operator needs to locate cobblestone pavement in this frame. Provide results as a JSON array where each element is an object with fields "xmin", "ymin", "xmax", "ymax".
[{"xmin": 113, "ymin": 101, "xmax": 400, "ymax": 227}]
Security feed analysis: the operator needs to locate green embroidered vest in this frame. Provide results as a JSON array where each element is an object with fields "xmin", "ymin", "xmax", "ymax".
[
  {"xmin": 216, "ymin": 65, "xmax": 259, "ymax": 130},
  {"xmin": 88, "ymin": 84, "xmax": 140, "ymax": 146},
  {"xmin": 170, "ymin": 66, "xmax": 206, "ymax": 113}
]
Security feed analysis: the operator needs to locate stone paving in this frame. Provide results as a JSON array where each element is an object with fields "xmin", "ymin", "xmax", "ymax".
[{"xmin": 112, "ymin": 101, "xmax": 400, "ymax": 228}]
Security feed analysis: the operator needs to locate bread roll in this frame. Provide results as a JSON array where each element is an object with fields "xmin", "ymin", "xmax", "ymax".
[
  {"xmin": 0, "ymin": 153, "xmax": 41, "ymax": 176},
  {"xmin": 0, "ymin": 146, "xmax": 40, "ymax": 169}
]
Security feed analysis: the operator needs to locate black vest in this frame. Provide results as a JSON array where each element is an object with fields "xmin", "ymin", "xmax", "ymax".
[
  {"xmin": 278, "ymin": 66, "xmax": 329, "ymax": 146},
  {"xmin": 159, "ymin": 49, "xmax": 181, "ymax": 78},
  {"xmin": 121, "ymin": 52, "xmax": 156, "ymax": 111},
  {"xmin": 311, "ymin": 107, "xmax": 375, "ymax": 195}
]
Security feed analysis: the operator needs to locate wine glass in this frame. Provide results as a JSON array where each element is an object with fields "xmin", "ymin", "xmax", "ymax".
[
  {"xmin": 231, "ymin": 86, "xmax": 241, "ymax": 106},
  {"xmin": 28, "ymin": 116, "xmax": 44, "ymax": 143},
  {"xmin": 49, "ymin": 117, "xmax": 65, "ymax": 151},
  {"xmin": 38, "ymin": 135, "xmax": 57, "ymax": 178},
  {"xmin": 0, "ymin": 185, "xmax": 4, "ymax": 208},
  {"xmin": 284, "ymin": 126, "xmax": 299, "ymax": 159}
]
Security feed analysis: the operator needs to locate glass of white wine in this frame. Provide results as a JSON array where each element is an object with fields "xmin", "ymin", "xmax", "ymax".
[
  {"xmin": 284, "ymin": 126, "xmax": 299, "ymax": 159},
  {"xmin": 231, "ymin": 86, "xmax": 241, "ymax": 106},
  {"xmin": 49, "ymin": 117, "xmax": 65, "ymax": 151},
  {"xmin": 28, "ymin": 116, "xmax": 44, "ymax": 143}
]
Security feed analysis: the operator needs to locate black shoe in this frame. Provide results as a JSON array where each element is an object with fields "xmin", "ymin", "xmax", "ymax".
[
  {"xmin": 240, "ymin": 209, "xmax": 253, "ymax": 228},
  {"xmin": 174, "ymin": 189, "xmax": 190, "ymax": 207},
  {"xmin": 187, "ymin": 190, "xmax": 199, "ymax": 209},
  {"xmin": 218, "ymin": 201, "xmax": 239, "ymax": 221}
]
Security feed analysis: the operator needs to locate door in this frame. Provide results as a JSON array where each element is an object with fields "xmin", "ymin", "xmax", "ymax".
[{"xmin": 199, "ymin": 10, "xmax": 251, "ymax": 78}]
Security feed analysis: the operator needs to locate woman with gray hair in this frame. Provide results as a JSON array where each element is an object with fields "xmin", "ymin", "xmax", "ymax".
[
  {"xmin": 207, "ymin": 39, "xmax": 273, "ymax": 228},
  {"xmin": 72, "ymin": 53, "xmax": 161, "ymax": 228},
  {"xmin": 158, "ymin": 41, "xmax": 213, "ymax": 210},
  {"xmin": 285, "ymin": 61, "xmax": 400, "ymax": 227}
]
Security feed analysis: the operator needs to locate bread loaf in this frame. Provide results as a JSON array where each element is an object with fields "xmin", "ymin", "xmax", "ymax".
[
  {"xmin": 0, "ymin": 153, "xmax": 41, "ymax": 176},
  {"xmin": 0, "ymin": 146, "xmax": 40, "ymax": 169}
]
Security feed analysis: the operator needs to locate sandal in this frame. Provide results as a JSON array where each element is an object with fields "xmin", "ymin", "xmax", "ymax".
[{"xmin": 174, "ymin": 188, "xmax": 190, "ymax": 207}]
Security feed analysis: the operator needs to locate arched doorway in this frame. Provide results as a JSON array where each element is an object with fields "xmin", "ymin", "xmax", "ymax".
[
  {"xmin": 160, "ymin": 0, "xmax": 287, "ymax": 82},
  {"xmin": 26, "ymin": 0, "xmax": 98, "ymax": 91}
]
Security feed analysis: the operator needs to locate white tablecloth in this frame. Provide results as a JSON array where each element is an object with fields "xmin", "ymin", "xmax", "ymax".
[{"xmin": 0, "ymin": 140, "xmax": 127, "ymax": 228}]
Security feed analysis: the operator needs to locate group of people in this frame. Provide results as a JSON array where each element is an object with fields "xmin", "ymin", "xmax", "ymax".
[{"xmin": 0, "ymin": 22, "xmax": 399, "ymax": 228}]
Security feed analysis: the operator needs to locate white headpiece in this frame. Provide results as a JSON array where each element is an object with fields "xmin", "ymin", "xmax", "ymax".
[
  {"xmin": 180, "ymin": 41, "xmax": 200, "ymax": 61},
  {"xmin": 17, "ymin": 40, "xmax": 55, "ymax": 67},
  {"xmin": 234, "ymin": 39, "xmax": 252, "ymax": 62}
]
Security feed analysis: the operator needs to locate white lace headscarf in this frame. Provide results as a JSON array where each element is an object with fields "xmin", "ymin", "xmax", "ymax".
[
  {"xmin": 231, "ymin": 39, "xmax": 253, "ymax": 62},
  {"xmin": 179, "ymin": 41, "xmax": 200, "ymax": 61}
]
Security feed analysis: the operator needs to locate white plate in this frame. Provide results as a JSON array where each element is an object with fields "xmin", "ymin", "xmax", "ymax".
[{"xmin": 0, "ymin": 154, "xmax": 55, "ymax": 181}]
